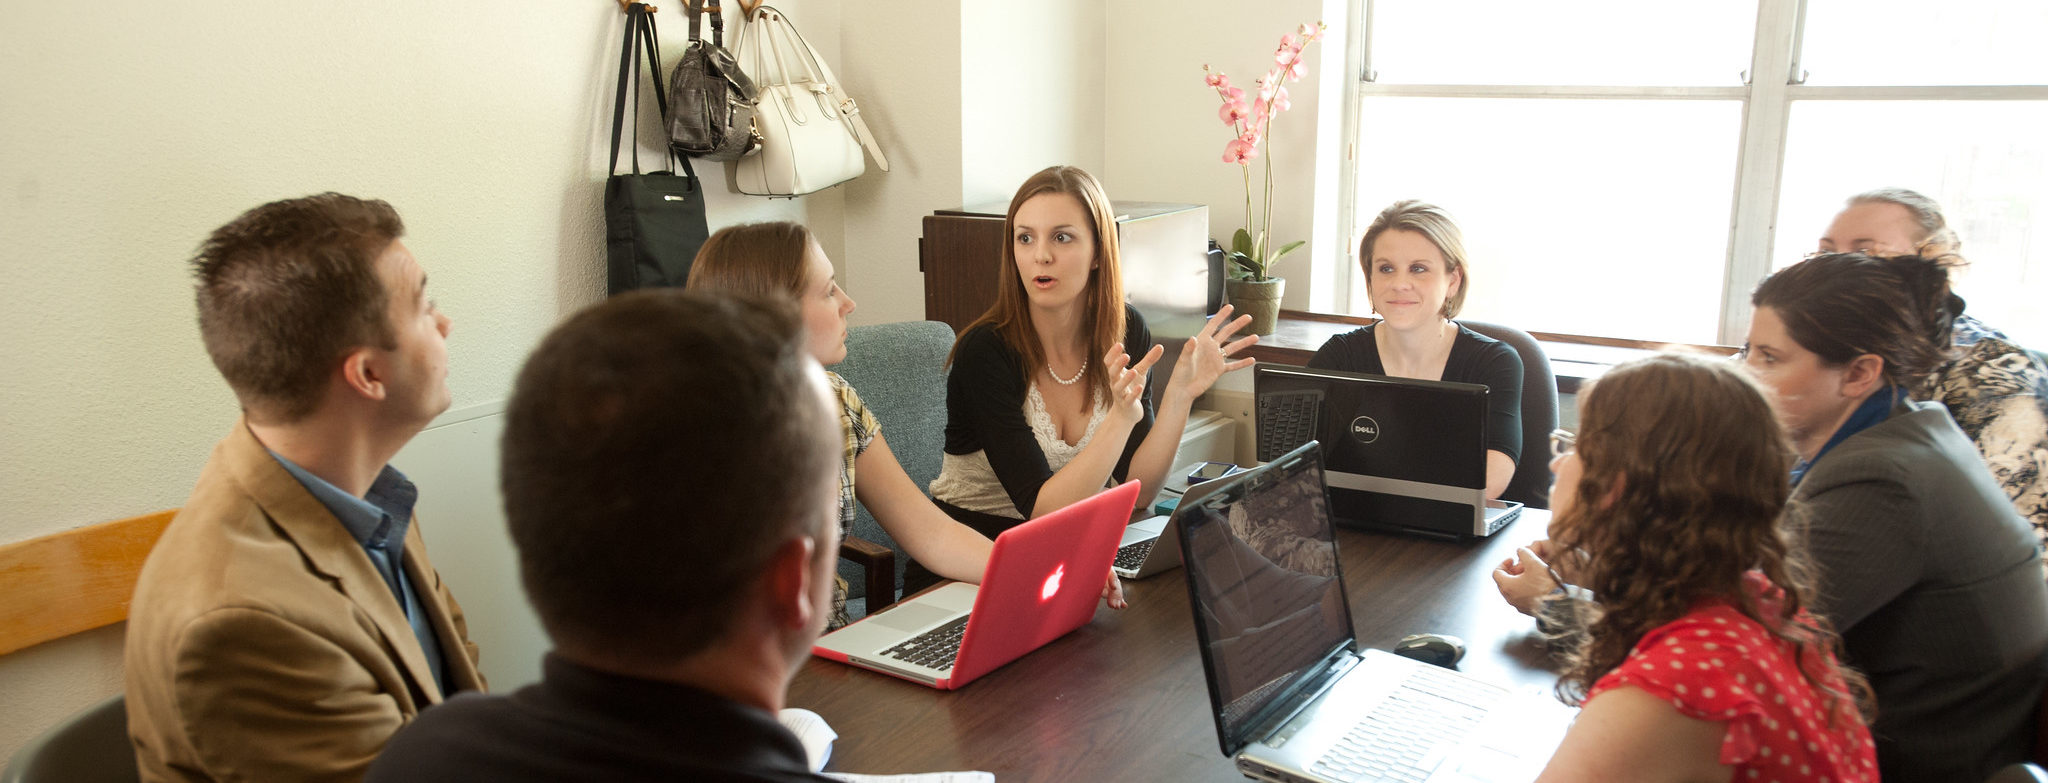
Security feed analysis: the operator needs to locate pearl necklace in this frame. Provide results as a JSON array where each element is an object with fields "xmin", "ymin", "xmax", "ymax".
[{"xmin": 1047, "ymin": 357, "xmax": 1088, "ymax": 386}]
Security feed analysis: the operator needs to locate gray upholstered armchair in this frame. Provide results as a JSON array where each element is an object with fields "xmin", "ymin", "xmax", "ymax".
[{"xmin": 830, "ymin": 320, "xmax": 955, "ymax": 616}]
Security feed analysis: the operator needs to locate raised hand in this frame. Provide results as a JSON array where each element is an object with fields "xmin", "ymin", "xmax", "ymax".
[
  {"xmin": 1105, "ymin": 342, "xmax": 1165, "ymax": 429},
  {"xmin": 1168, "ymin": 304, "xmax": 1259, "ymax": 401}
]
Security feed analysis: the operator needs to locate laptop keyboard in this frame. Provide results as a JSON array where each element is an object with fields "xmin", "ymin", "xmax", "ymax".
[
  {"xmin": 1257, "ymin": 389, "xmax": 1323, "ymax": 461},
  {"xmin": 1113, "ymin": 538, "xmax": 1157, "ymax": 573},
  {"xmin": 879, "ymin": 616, "xmax": 968, "ymax": 672},
  {"xmin": 1308, "ymin": 666, "xmax": 1502, "ymax": 783}
]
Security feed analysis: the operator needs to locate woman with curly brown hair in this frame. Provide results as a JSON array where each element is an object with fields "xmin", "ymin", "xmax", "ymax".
[{"xmin": 1498, "ymin": 353, "xmax": 1877, "ymax": 782}]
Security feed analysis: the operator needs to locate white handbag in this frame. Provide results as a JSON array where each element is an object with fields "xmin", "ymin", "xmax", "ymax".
[{"xmin": 732, "ymin": 6, "xmax": 889, "ymax": 197}]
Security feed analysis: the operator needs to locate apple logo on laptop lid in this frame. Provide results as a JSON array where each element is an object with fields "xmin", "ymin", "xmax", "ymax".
[{"xmin": 1041, "ymin": 564, "xmax": 1064, "ymax": 602}]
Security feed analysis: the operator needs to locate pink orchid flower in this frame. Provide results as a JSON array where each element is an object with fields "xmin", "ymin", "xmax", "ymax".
[
  {"xmin": 1203, "ymin": 20, "xmax": 1323, "ymax": 281},
  {"xmin": 1218, "ymin": 99, "xmax": 1250, "ymax": 125},
  {"xmin": 1222, "ymin": 137, "xmax": 1257, "ymax": 164}
]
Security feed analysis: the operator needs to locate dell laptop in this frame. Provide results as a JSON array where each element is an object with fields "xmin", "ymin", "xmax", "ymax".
[
  {"xmin": 1256, "ymin": 364, "xmax": 1522, "ymax": 538},
  {"xmin": 812, "ymin": 481, "xmax": 1137, "ymax": 690},
  {"xmin": 1178, "ymin": 442, "xmax": 1574, "ymax": 783}
]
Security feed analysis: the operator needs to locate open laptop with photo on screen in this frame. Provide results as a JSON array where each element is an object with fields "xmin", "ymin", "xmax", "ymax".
[
  {"xmin": 1177, "ymin": 441, "xmax": 1573, "ymax": 783},
  {"xmin": 811, "ymin": 481, "xmax": 1138, "ymax": 690},
  {"xmin": 1256, "ymin": 364, "xmax": 1521, "ymax": 538}
]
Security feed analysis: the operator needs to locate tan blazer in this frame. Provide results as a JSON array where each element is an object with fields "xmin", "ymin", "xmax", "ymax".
[{"xmin": 125, "ymin": 420, "xmax": 486, "ymax": 783}]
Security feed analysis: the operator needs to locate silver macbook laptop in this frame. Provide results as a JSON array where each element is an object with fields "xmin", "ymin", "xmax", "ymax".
[
  {"xmin": 1178, "ymin": 442, "xmax": 1573, "ymax": 783},
  {"xmin": 1112, "ymin": 471, "xmax": 1237, "ymax": 579},
  {"xmin": 1256, "ymin": 365, "xmax": 1522, "ymax": 538}
]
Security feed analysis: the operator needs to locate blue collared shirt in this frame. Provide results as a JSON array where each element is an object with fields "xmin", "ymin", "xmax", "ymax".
[
  {"xmin": 1791, "ymin": 386, "xmax": 1906, "ymax": 486},
  {"xmin": 270, "ymin": 452, "xmax": 450, "ymax": 695}
]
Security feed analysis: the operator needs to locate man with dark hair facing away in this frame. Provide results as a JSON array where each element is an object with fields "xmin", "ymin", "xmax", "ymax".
[
  {"xmin": 126, "ymin": 193, "xmax": 484, "ymax": 782},
  {"xmin": 367, "ymin": 289, "xmax": 844, "ymax": 781}
]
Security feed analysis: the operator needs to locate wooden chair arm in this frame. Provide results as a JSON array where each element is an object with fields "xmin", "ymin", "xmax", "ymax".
[
  {"xmin": 1, "ymin": 510, "xmax": 175, "ymax": 655},
  {"xmin": 838, "ymin": 535, "xmax": 896, "ymax": 611}
]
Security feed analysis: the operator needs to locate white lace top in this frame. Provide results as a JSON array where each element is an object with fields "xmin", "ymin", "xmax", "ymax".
[{"xmin": 929, "ymin": 383, "xmax": 1110, "ymax": 519}]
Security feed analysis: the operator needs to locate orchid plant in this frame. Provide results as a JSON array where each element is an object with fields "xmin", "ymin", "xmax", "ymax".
[{"xmin": 1204, "ymin": 21, "xmax": 1325, "ymax": 282}]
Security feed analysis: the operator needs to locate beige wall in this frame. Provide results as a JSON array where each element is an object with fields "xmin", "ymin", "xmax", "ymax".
[
  {"xmin": 0, "ymin": 0, "xmax": 839, "ymax": 758},
  {"xmin": 0, "ymin": 0, "xmax": 1334, "ymax": 761},
  {"xmin": 838, "ymin": 1, "xmax": 963, "ymax": 326},
  {"xmin": 960, "ymin": 1, "xmax": 1108, "ymax": 205},
  {"xmin": 1104, "ymin": 0, "xmax": 1339, "ymax": 310}
]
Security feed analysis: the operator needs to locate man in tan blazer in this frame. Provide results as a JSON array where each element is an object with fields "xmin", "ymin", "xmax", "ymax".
[{"xmin": 126, "ymin": 193, "xmax": 485, "ymax": 782}]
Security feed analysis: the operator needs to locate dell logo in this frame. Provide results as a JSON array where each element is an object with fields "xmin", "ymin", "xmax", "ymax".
[
  {"xmin": 1349, "ymin": 416, "xmax": 1380, "ymax": 444},
  {"xmin": 1040, "ymin": 564, "xmax": 1064, "ymax": 601}
]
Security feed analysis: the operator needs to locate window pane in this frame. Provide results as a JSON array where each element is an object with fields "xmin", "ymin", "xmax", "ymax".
[
  {"xmin": 1371, "ymin": 0, "xmax": 1757, "ymax": 86},
  {"xmin": 1772, "ymin": 101, "xmax": 2048, "ymax": 347},
  {"xmin": 1350, "ymin": 98, "xmax": 1742, "ymax": 345},
  {"xmin": 1801, "ymin": 0, "xmax": 2048, "ymax": 86}
]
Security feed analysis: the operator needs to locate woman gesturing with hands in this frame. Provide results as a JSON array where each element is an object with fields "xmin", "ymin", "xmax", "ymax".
[{"xmin": 915, "ymin": 166, "xmax": 1255, "ymax": 594}]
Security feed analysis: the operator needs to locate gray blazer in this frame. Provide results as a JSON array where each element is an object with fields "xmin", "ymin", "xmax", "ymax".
[{"xmin": 1796, "ymin": 398, "xmax": 2048, "ymax": 783}]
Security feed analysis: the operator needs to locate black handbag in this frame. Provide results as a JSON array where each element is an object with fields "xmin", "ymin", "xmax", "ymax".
[
  {"xmin": 665, "ymin": 0, "xmax": 760, "ymax": 160},
  {"xmin": 605, "ymin": 3, "xmax": 710, "ymax": 296}
]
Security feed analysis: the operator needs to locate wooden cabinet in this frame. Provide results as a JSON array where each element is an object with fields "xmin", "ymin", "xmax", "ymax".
[{"xmin": 919, "ymin": 203, "xmax": 1009, "ymax": 333}]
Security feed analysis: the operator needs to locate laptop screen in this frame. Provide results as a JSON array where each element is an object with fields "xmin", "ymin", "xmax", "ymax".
[
  {"xmin": 1179, "ymin": 443, "xmax": 1355, "ymax": 755},
  {"xmin": 1255, "ymin": 364, "xmax": 1487, "ymax": 486},
  {"xmin": 1255, "ymin": 365, "xmax": 1489, "ymax": 534}
]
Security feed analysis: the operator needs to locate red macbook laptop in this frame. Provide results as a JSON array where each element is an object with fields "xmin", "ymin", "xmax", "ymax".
[{"xmin": 810, "ymin": 481, "xmax": 1139, "ymax": 690}]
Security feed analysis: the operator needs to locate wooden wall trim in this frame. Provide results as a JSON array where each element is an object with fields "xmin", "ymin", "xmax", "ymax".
[{"xmin": 0, "ymin": 511, "xmax": 174, "ymax": 655}]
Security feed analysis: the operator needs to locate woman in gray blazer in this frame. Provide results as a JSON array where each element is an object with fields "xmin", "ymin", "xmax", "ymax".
[{"xmin": 1743, "ymin": 251, "xmax": 2048, "ymax": 783}]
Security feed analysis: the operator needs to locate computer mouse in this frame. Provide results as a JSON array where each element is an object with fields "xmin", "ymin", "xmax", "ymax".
[{"xmin": 1392, "ymin": 633, "xmax": 1466, "ymax": 668}]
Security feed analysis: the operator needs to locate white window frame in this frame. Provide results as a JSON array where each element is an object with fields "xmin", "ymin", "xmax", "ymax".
[{"xmin": 1333, "ymin": 0, "xmax": 2048, "ymax": 345}]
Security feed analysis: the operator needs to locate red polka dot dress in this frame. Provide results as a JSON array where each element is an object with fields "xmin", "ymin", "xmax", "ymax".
[{"xmin": 1586, "ymin": 577, "xmax": 1878, "ymax": 783}]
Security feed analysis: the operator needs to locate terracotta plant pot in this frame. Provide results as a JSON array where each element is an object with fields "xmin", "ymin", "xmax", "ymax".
[{"xmin": 1225, "ymin": 276, "xmax": 1285, "ymax": 336}]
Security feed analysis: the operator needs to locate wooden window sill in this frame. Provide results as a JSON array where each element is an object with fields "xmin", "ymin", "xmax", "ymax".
[{"xmin": 1241, "ymin": 311, "xmax": 1738, "ymax": 394}]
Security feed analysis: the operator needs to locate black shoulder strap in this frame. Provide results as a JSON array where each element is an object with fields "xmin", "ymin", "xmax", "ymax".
[
  {"xmin": 637, "ymin": 8, "xmax": 701, "ymax": 189},
  {"xmin": 686, "ymin": 0, "xmax": 703, "ymax": 42},
  {"xmin": 610, "ymin": 3, "xmax": 699, "ymax": 187},
  {"xmin": 608, "ymin": 4, "xmax": 643, "ymax": 176}
]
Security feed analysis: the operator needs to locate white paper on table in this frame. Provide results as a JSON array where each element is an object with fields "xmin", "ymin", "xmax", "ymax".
[
  {"xmin": 827, "ymin": 773, "xmax": 996, "ymax": 783},
  {"xmin": 776, "ymin": 708, "xmax": 837, "ymax": 772}
]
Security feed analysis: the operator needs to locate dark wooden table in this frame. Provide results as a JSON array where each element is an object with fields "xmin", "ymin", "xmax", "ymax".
[{"xmin": 787, "ymin": 510, "xmax": 1566, "ymax": 781}]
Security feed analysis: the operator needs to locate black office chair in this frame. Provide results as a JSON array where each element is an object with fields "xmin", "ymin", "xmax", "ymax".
[
  {"xmin": 0, "ymin": 694, "xmax": 137, "ymax": 783},
  {"xmin": 1458, "ymin": 320, "xmax": 1559, "ymax": 510}
]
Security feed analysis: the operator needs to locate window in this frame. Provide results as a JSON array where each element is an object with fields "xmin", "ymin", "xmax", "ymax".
[{"xmin": 1338, "ymin": 0, "xmax": 2048, "ymax": 346}]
